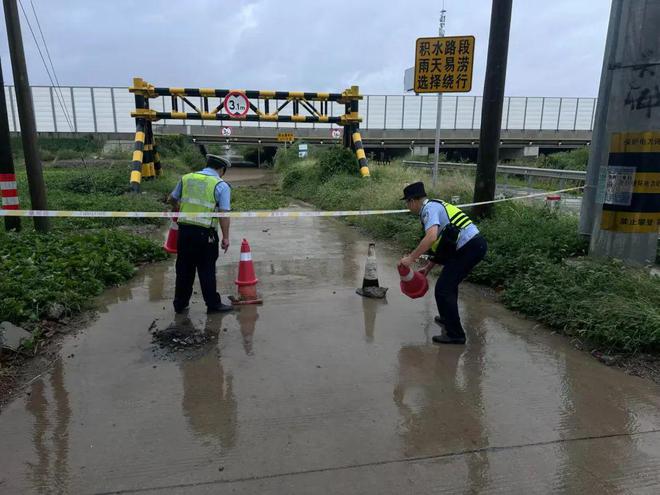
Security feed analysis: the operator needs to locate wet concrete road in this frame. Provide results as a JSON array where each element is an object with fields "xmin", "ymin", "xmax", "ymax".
[{"xmin": 1, "ymin": 209, "xmax": 660, "ymax": 494}]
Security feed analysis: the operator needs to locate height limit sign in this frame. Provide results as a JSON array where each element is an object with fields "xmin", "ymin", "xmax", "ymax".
[{"xmin": 414, "ymin": 36, "xmax": 475, "ymax": 93}]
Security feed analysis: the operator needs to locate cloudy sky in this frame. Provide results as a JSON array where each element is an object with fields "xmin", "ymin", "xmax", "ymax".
[{"xmin": 0, "ymin": 0, "xmax": 611, "ymax": 96}]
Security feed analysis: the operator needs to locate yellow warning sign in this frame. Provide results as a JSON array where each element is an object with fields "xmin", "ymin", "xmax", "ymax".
[
  {"xmin": 277, "ymin": 132, "xmax": 295, "ymax": 143},
  {"xmin": 610, "ymin": 130, "xmax": 660, "ymax": 153},
  {"xmin": 600, "ymin": 211, "xmax": 660, "ymax": 234},
  {"xmin": 600, "ymin": 130, "xmax": 660, "ymax": 233},
  {"xmin": 414, "ymin": 36, "xmax": 475, "ymax": 94}
]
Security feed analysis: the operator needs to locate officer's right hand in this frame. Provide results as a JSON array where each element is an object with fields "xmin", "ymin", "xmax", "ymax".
[{"xmin": 221, "ymin": 238, "xmax": 230, "ymax": 253}]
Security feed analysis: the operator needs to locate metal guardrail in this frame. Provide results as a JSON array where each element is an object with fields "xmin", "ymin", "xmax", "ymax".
[
  {"xmin": 402, "ymin": 160, "xmax": 586, "ymax": 182},
  {"xmin": 3, "ymin": 85, "xmax": 597, "ymax": 134}
]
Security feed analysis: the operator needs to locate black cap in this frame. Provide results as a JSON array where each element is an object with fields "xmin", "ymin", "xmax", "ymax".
[
  {"xmin": 401, "ymin": 181, "xmax": 427, "ymax": 200},
  {"xmin": 206, "ymin": 154, "xmax": 231, "ymax": 170}
]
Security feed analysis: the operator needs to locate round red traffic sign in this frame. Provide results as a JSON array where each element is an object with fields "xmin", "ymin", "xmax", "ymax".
[{"xmin": 223, "ymin": 91, "xmax": 249, "ymax": 118}]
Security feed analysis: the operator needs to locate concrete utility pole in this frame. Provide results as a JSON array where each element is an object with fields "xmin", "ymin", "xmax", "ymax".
[
  {"xmin": 588, "ymin": 0, "xmax": 660, "ymax": 265},
  {"xmin": 431, "ymin": 7, "xmax": 447, "ymax": 188},
  {"xmin": 0, "ymin": 58, "xmax": 20, "ymax": 231},
  {"xmin": 579, "ymin": 0, "xmax": 623, "ymax": 237},
  {"xmin": 472, "ymin": 0, "xmax": 513, "ymax": 217},
  {"xmin": 3, "ymin": 0, "xmax": 49, "ymax": 232}
]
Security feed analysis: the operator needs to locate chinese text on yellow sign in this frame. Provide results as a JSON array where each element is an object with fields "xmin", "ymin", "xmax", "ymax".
[
  {"xmin": 277, "ymin": 132, "xmax": 295, "ymax": 143},
  {"xmin": 414, "ymin": 36, "xmax": 475, "ymax": 93}
]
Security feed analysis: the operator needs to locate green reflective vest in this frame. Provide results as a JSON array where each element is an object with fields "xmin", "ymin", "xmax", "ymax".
[
  {"xmin": 179, "ymin": 172, "xmax": 223, "ymax": 229},
  {"xmin": 420, "ymin": 200, "xmax": 473, "ymax": 258}
]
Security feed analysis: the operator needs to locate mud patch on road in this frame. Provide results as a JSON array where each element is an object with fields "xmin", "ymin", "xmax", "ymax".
[{"xmin": 149, "ymin": 316, "xmax": 220, "ymax": 360}]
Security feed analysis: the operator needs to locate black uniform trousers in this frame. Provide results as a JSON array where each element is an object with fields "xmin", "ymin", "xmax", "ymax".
[
  {"xmin": 174, "ymin": 223, "xmax": 223, "ymax": 311},
  {"xmin": 435, "ymin": 234, "xmax": 488, "ymax": 339}
]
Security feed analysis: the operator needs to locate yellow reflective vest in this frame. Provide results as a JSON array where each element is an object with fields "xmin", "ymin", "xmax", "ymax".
[
  {"xmin": 178, "ymin": 172, "xmax": 223, "ymax": 229},
  {"xmin": 421, "ymin": 200, "xmax": 473, "ymax": 260}
]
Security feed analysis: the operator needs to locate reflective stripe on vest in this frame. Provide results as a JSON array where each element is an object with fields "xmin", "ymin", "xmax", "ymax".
[
  {"xmin": 422, "ymin": 199, "xmax": 473, "ymax": 229},
  {"xmin": 420, "ymin": 199, "xmax": 473, "ymax": 254},
  {"xmin": 179, "ymin": 172, "xmax": 222, "ymax": 228}
]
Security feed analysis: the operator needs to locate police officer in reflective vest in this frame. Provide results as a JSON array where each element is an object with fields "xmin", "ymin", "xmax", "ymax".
[
  {"xmin": 168, "ymin": 154, "xmax": 233, "ymax": 314},
  {"xmin": 399, "ymin": 182, "xmax": 487, "ymax": 344}
]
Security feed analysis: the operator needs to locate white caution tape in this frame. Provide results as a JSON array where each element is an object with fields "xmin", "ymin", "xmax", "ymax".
[
  {"xmin": 0, "ymin": 187, "xmax": 583, "ymax": 219},
  {"xmin": 456, "ymin": 186, "xmax": 584, "ymax": 209},
  {"xmin": 0, "ymin": 208, "xmax": 409, "ymax": 219}
]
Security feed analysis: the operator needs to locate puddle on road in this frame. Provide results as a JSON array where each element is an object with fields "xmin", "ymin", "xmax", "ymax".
[{"xmin": 1, "ymin": 212, "xmax": 660, "ymax": 494}]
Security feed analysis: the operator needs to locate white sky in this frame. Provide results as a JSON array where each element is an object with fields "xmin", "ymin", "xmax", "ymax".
[{"xmin": 0, "ymin": 0, "xmax": 611, "ymax": 96}]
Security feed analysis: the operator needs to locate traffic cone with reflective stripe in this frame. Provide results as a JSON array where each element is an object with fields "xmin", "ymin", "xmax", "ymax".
[
  {"xmin": 356, "ymin": 243, "xmax": 388, "ymax": 298},
  {"xmin": 231, "ymin": 239, "xmax": 263, "ymax": 305},
  {"xmin": 398, "ymin": 264, "xmax": 428, "ymax": 299},
  {"xmin": 163, "ymin": 210, "xmax": 179, "ymax": 254}
]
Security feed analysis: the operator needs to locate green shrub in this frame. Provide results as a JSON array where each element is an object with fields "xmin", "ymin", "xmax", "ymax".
[
  {"xmin": 535, "ymin": 147, "xmax": 590, "ymax": 171},
  {"xmin": 281, "ymin": 160, "xmax": 322, "ymax": 200},
  {"xmin": 102, "ymin": 146, "xmax": 132, "ymax": 160},
  {"xmin": 231, "ymin": 186, "xmax": 289, "ymax": 210},
  {"xmin": 0, "ymin": 230, "xmax": 167, "ymax": 323},
  {"xmin": 317, "ymin": 146, "xmax": 358, "ymax": 179},
  {"xmin": 274, "ymin": 142, "xmax": 302, "ymax": 171},
  {"xmin": 16, "ymin": 136, "xmax": 104, "ymax": 160},
  {"xmin": 56, "ymin": 148, "xmax": 82, "ymax": 160},
  {"xmin": 60, "ymin": 168, "xmax": 129, "ymax": 195},
  {"xmin": 469, "ymin": 203, "xmax": 588, "ymax": 286},
  {"xmin": 177, "ymin": 147, "xmax": 206, "ymax": 170},
  {"xmin": 40, "ymin": 149, "xmax": 56, "ymax": 161},
  {"xmin": 502, "ymin": 260, "xmax": 660, "ymax": 352},
  {"xmin": 154, "ymin": 134, "xmax": 190, "ymax": 155}
]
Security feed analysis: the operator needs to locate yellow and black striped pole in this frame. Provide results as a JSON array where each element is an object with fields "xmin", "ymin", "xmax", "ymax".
[
  {"xmin": 352, "ymin": 131, "xmax": 370, "ymax": 178},
  {"xmin": 142, "ymin": 121, "xmax": 155, "ymax": 179},
  {"xmin": 153, "ymin": 135, "xmax": 162, "ymax": 177},
  {"xmin": 130, "ymin": 119, "xmax": 146, "ymax": 192}
]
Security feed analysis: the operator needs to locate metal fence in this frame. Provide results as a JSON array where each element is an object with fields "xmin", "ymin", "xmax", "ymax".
[
  {"xmin": 403, "ymin": 160, "xmax": 586, "ymax": 181},
  {"xmin": 3, "ymin": 85, "xmax": 597, "ymax": 133}
]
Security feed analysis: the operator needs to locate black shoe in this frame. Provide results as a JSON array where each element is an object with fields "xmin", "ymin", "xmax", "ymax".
[
  {"xmin": 174, "ymin": 305, "xmax": 189, "ymax": 314},
  {"xmin": 207, "ymin": 302, "xmax": 233, "ymax": 313},
  {"xmin": 432, "ymin": 334, "xmax": 466, "ymax": 345},
  {"xmin": 434, "ymin": 316, "xmax": 446, "ymax": 326}
]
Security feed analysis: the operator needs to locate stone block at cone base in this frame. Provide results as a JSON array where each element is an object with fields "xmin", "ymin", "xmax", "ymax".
[
  {"xmin": 0, "ymin": 321, "xmax": 32, "ymax": 352},
  {"xmin": 356, "ymin": 287, "xmax": 389, "ymax": 299},
  {"xmin": 230, "ymin": 287, "xmax": 263, "ymax": 306}
]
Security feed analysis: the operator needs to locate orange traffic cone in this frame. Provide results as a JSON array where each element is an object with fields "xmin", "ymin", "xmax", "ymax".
[
  {"xmin": 231, "ymin": 239, "xmax": 263, "ymax": 305},
  {"xmin": 163, "ymin": 210, "xmax": 179, "ymax": 254},
  {"xmin": 398, "ymin": 264, "xmax": 428, "ymax": 299}
]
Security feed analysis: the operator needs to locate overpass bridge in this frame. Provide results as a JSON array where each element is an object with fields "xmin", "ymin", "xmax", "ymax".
[{"xmin": 4, "ymin": 85, "xmax": 595, "ymax": 155}]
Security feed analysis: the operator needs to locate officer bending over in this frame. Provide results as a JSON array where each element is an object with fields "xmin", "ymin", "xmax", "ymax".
[{"xmin": 399, "ymin": 182, "xmax": 487, "ymax": 344}]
